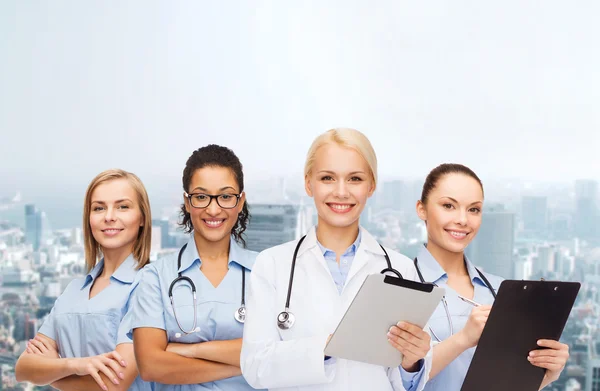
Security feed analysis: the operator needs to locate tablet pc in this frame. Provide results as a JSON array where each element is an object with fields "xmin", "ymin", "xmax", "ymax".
[{"xmin": 324, "ymin": 273, "xmax": 445, "ymax": 367}]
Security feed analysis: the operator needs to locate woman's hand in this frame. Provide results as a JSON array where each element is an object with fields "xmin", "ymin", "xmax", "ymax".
[
  {"xmin": 529, "ymin": 339, "xmax": 569, "ymax": 387},
  {"xmin": 388, "ymin": 321, "xmax": 431, "ymax": 372},
  {"xmin": 455, "ymin": 305, "xmax": 492, "ymax": 348},
  {"xmin": 27, "ymin": 335, "xmax": 59, "ymax": 359},
  {"xmin": 68, "ymin": 351, "xmax": 128, "ymax": 390}
]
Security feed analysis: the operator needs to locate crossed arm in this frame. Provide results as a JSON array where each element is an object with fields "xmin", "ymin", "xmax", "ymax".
[
  {"xmin": 15, "ymin": 333, "xmax": 138, "ymax": 391},
  {"xmin": 132, "ymin": 327, "xmax": 242, "ymax": 384}
]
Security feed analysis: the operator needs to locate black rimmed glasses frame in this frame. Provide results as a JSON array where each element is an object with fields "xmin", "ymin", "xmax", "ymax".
[{"xmin": 184, "ymin": 191, "xmax": 242, "ymax": 209}]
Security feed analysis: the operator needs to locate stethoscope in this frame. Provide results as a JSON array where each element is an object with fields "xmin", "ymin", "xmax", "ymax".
[
  {"xmin": 413, "ymin": 256, "xmax": 496, "ymax": 342},
  {"xmin": 168, "ymin": 243, "xmax": 247, "ymax": 336},
  {"xmin": 276, "ymin": 235, "xmax": 402, "ymax": 330}
]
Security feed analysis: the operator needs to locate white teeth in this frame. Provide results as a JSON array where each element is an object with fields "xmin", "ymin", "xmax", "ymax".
[
  {"xmin": 205, "ymin": 220, "xmax": 224, "ymax": 227},
  {"xmin": 104, "ymin": 229, "xmax": 121, "ymax": 233},
  {"xmin": 330, "ymin": 204, "xmax": 351, "ymax": 211},
  {"xmin": 448, "ymin": 231, "xmax": 467, "ymax": 238}
]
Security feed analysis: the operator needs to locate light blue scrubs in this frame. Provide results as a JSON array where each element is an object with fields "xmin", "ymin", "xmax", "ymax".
[
  {"xmin": 129, "ymin": 236, "xmax": 260, "ymax": 391},
  {"xmin": 414, "ymin": 245, "xmax": 504, "ymax": 391},
  {"xmin": 318, "ymin": 230, "xmax": 361, "ymax": 295},
  {"xmin": 317, "ymin": 229, "xmax": 425, "ymax": 391},
  {"xmin": 38, "ymin": 254, "xmax": 152, "ymax": 391}
]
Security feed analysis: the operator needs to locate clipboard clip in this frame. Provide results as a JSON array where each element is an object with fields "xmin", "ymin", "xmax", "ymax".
[
  {"xmin": 382, "ymin": 275, "xmax": 435, "ymax": 293},
  {"xmin": 376, "ymin": 244, "xmax": 434, "ymax": 292}
]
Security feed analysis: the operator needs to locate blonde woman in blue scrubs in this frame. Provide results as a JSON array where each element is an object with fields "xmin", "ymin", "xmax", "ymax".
[
  {"xmin": 387, "ymin": 163, "xmax": 570, "ymax": 390},
  {"xmin": 130, "ymin": 145, "xmax": 262, "ymax": 390},
  {"xmin": 15, "ymin": 169, "xmax": 153, "ymax": 391}
]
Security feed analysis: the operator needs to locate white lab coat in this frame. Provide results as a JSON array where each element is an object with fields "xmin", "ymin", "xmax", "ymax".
[{"xmin": 241, "ymin": 226, "xmax": 432, "ymax": 391}]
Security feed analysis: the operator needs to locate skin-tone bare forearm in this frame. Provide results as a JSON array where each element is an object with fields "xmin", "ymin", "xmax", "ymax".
[
  {"xmin": 134, "ymin": 328, "xmax": 241, "ymax": 384},
  {"xmin": 429, "ymin": 333, "xmax": 471, "ymax": 379},
  {"xmin": 52, "ymin": 375, "xmax": 124, "ymax": 391},
  {"xmin": 190, "ymin": 339, "xmax": 243, "ymax": 367},
  {"xmin": 16, "ymin": 354, "xmax": 77, "ymax": 385},
  {"xmin": 539, "ymin": 378, "xmax": 552, "ymax": 390},
  {"xmin": 539, "ymin": 374, "xmax": 560, "ymax": 390},
  {"xmin": 51, "ymin": 344, "xmax": 138, "ymax": 391}
]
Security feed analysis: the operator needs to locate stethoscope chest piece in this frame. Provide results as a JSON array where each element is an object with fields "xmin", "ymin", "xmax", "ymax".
[
  {"xmin": 235, "ymin": 306, "xmax": 246, "ymax": 323},
  {"xmin": 277, "ymin": 310, "xmax": 295, "ymax": 330}
]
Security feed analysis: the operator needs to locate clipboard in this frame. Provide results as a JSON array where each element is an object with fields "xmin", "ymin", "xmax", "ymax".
[
  {"xmin": 324, "ymin": 273, "xmax": 445, "ymax": 367},
  {"xmin": 461, "ymin": 280, "xmax": 580, "ymax": 391}
]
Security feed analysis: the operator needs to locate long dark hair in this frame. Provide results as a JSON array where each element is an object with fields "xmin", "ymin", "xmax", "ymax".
[
  {"xmin": 421, "ymin": 163, "xmax": 484, "ymax": 204},
  {"xmin": 179, "ymin": 144, "xmax": 250, "ymax": 247}
]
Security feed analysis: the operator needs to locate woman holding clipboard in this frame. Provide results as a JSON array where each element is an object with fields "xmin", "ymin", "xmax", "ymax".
[
  {"xmin": 387, "ymin": 163, "xmax": 569, "ymax": 390},
  {"xmin": 241, "ymin": 128, "xmax": 432, "ymax": 391}
]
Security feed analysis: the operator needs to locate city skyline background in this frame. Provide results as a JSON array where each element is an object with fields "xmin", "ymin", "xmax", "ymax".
[{"xmin": 1, "ymin": 1, "xmax": 599, "ymax": 390}]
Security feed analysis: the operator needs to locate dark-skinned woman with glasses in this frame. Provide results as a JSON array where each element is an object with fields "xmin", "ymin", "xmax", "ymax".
[{"xmin": 128, "ymin": 145, "xmax": 263, "ymax": 391}]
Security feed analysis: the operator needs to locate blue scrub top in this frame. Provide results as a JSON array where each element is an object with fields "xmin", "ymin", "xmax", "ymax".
[
  {"xmin": 129, "ymin": 235, "xmax": 261, "ymax": 391},
  {"xmin": 415, "ymin": 245, "xmax": 504, "ymax": 391},
  {"xmin": 38, "ymin": 254, "xmax": 152, "ymax": 391}
]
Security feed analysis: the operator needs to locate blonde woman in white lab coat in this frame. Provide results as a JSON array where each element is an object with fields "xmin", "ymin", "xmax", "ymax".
[{"xmin": 241, "ymin": 128, "xmax": 432, "ymax": 391}]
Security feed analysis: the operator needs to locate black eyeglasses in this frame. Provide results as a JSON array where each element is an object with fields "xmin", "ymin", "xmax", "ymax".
[{"xmin": 184, "ymin": 191, "xmax": 242, "ymax": 209}]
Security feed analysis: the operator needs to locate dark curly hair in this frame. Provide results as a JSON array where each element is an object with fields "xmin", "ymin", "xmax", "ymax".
[{"xmin": 179, "ymin": 144, "xmax": 250, "ymax": 247}]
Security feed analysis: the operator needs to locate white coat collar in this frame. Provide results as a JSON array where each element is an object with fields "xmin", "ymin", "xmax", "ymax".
[
  {"xmin": 298, "ymin": 225, "xmax": 385, "ymax": 257},
  {"xmin": 297, "ymin": 226, "xmax": 387, "ymax": 288}
]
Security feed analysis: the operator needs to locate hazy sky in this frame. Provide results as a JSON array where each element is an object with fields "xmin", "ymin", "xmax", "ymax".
[{"xmin": 1, "ymin": 1, "xmax": 599, "ymax": 197}]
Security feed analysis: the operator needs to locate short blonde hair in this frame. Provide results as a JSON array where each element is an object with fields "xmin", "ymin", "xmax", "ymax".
[
  {"xmin": 83, "ymin": 169, "xmax": 152, "ymax": 273},
  {"xmin": 304, "ymin": 128, "xmax": 378, "ymax": 186}
]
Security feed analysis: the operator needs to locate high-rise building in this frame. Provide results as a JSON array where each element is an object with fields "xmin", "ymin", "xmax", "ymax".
[
  {"xmin": 575, "ymin": 180, "xmax": 599, "ymax": 242},
  {"xmin": 72, "ymin": 227, "xmax": 82, "ymax": 246},
  {"xmin": 513, "ymin": 256, "xmax": 532, "ymax": 280},
  {"xmin": 13, "ymin": 311, "xmax": 27, "ymax": 341},
  {"xmin": 521, "ymin": 196, "xmax": 548, "ymax": 235},
  {"xmin": 466, "ymin": 205, "xmax": 515, "ymax": 279},
  {"xmin": 535, "ymin": 244, "xmax": 556, "ymax": 276},
  {"xmin": 586, "ymin": 342, "xmax": 600, "ymax": 391},
  {"xmin": 25, "ymin": 204, "xmax": 42, "ymax": 250},
  {"xmin": 549, "ymin": 213, "xmax": 572, "ymax": 240},
  {"xmin": 566, "ymin": 378, "xmax": 582, "ymax": 391},
  {"xmin": 152, "ymin": 218, "xmax": 171, "ymax": 249},
  {"xmin": 244, "ymin": 204, "xmax": 310, "ymax": 252},
  {"xmin": 151, "ymin": 225, "xmax": 162, "ymax": 252},
  {"xmin": 380, "ymin": 180, "xmax": 405, "ymax": 210},
  {"xmin": 25, "ymin": 315, "xmax": 37, "ymax": 341},
  {"xmin": 555, "ymin": 249, "xmax": 576, "ymax": 276},
  {"xmin": 378, "ymin": 179, "xmax": 423, "ymax": 217}
]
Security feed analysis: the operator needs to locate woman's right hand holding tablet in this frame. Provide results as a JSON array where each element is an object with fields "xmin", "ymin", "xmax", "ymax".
[{"xmin": 456, "ymin": 305, "xmax": 492, "ymax": 348}]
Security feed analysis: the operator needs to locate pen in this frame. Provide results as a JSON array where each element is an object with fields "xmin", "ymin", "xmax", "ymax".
[{"xmin": 458, "ymin": 295, "xmax": 481, "ymax": 307}]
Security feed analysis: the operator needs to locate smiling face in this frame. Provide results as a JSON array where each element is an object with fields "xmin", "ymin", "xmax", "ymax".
[
  {"xmin": 184, "ymin": 165, "xmax": 245, "ymax": 246},
  {"xmin": 417, "ymin": 173, "xmax": 484, "ymax": 255},
  {"xmin": 88, "ymin": 178, "xmax": 143, "ymax": 254},
  {"xmin": 305, "ymin": 143, "xmax": 375, "ymax": 231}
]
